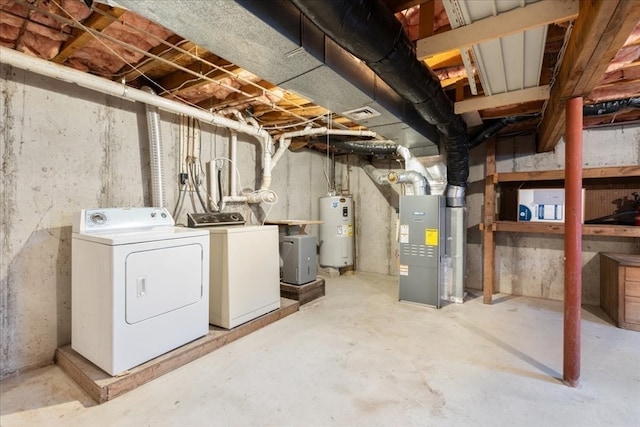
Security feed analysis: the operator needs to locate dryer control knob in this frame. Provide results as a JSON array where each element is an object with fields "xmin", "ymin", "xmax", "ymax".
[{"xmin": 90, "ymin": 213, "xmax": 106, "ymax": 225}]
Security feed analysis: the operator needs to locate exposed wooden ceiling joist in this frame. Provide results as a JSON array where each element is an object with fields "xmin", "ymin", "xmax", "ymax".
[
  {"xmin": 424, "ymin": 49, "xmax": 462, "ymax": 69},
  {"xmin": 416, "ymin": 0, "xmax": 579, "ymax": 59},
  {"xmin": 52, "ymin": 4, "xmax": 123, "ymax": 64},
  {"xmin": 455, "ymin": 85, "xmax": 550, "ymax": 114},
  {"xmin": 538, "ymin": 0, "xmax": 640, "ymax": 152},
  {"xmin": 383, "ymin": 0, "xmax": 431, "ymax": 14}
]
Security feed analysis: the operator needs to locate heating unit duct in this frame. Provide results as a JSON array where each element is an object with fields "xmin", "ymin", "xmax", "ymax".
[
  {"xmin": 288, "ymin": 0, "xmax": 469, "ymax": 207},
  {"xmin": 114, "ymin": 0, "xmax": 442, "ymax": 158}
]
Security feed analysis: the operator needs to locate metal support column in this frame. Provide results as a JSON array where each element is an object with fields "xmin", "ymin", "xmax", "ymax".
[{"xmin": 564, "ymin": 96, "xmax": 583, "ymax": 387}]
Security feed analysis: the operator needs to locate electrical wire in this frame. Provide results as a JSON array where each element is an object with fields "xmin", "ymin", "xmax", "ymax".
[{"xmin": 36, "ymin": 0, "xmax": 314, "ymax": 124}]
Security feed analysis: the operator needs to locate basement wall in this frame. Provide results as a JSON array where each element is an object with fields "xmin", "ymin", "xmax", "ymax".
[
  {"xmin": 0, "ymin": 65, "xmax": 328, "ymax": 378},
  {"xmin": 466, "ymin": 127, "xmax": 640, "ymax": 304}
]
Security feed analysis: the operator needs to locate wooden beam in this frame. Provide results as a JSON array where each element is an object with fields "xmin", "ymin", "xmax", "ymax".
[
  {"xmin": 417, "ymin": 1, "xmax": 434, "ymax": 39},
  {"xmin": 416, "ymin": 0, "xmax": 578, "ymax": 59},
  {"xmin": 494, "ymin": 222, "xmax": 640, "ymax": 237},
  {"xmin": 455, "ymin": 85, "xmax": 550, "ymax": 114},
  {"xmin": 423, "ymin": 50, "xmax": 463, "ymax": 69},
  {"xmin": 496, "ymin": 165, "xmax": 640, "ymax": 182},
  {"xmin": 538, "ymin": 0, "xmax": 640, "ymax": 152},
  {"xmin": 157, "ymin": 56, "xmax": 233, "ymax": 92},
  {"xmin": 52, "ymin": 4, "xmax": 125, "ymax": 64},
  {"xmin": 122, "ymin": 37, "xmax": 198, "ymax": 82},
  {"xmin": 55, "ymin": 299, "xmax": 299, "ymax": 403},
  {"xmin": 482, "ymin": 138, "xmax": 496, "ymax": 305},
  {"xmin": 480, "ymin": 100, "xmax": 545, "ymax": 119},
  {"xmin": 384, "ymin": 0, "xmax": 430, "ymax": 13}
]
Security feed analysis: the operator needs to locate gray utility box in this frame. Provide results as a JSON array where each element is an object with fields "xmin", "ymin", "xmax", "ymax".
[
  {"xmin": 281, "ymin": 235, "xmax": 317, "ymax": 285},
  {"xmin": 398, "ymin": 195, "xmax": 445, "ymax": 308}
]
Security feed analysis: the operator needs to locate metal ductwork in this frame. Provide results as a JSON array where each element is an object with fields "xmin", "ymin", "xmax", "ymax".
[
  {"xmin": 115, "ymin": 0, "xmax": 467, "ymax": 204},
  {"xmin": 360, "ymin": 161, "xmax": 427, "ymax": 196},
  {"xmin": 289, "ymin": 0, "xmax": 469, "ymax": 206},
  {"xmin": 116, "ymin": 0, "xmax": 440, "ymax": 156}
]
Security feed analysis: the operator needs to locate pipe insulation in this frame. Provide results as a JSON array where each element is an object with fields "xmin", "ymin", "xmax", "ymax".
[
  {"xmin": 582, "ymin": 97, "xmax": 640, "ymax": 116},
  {"xmin": 141, "ymin": 86, "xmax": 166, "ymax": 208},
  {"xmin": 327, "ymin": 140, "xmax": 398, "ymax": 155},
  {"xmin": 290, "ymin": 0, "xmax": 469, "ymax": 206}
]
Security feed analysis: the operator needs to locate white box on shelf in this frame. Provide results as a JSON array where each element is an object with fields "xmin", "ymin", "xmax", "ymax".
[{"xmin": 518, "ymin": 189, "xmax": 585, "ymax": 223}]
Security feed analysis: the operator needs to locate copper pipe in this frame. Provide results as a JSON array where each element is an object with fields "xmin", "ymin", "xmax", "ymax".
[{"xmin": 564, "ymin": 96, "xmax": 583, "ymax": 387}]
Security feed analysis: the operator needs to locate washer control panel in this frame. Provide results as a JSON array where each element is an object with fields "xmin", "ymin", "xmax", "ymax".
[
  {"xmin": 74, "ymin": 207, "xmax": 174, "ymax": 233},
  {"xmin": 187, "ymin": 212, "xmax": 245, "ymax": 227}
]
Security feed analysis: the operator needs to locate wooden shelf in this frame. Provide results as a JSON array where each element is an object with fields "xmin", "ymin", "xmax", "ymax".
[
  {"xmin": 493, "ymin": 165, "xmax": 640, "ymax": 183},
  {"xmin": 491, "ymin": 221, "xmax": 640, "ymax": 237},
  {"xmin": 481, "ymin": 146, "xmax": 639, "ymax": 305}
]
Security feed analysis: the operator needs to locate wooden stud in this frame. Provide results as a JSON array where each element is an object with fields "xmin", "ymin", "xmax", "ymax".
[{"xmin": 482, "ymin": 137, "xmax": 497, "ymax": 304}]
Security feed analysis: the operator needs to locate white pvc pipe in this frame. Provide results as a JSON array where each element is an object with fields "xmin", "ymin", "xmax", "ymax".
[
  {"xmin": 1, "ymin": 46, "xmax": 275, "ymax": 195},
  {"xmin": 229, "ymin": 130, "xmax": 238, "ymax": 197}
]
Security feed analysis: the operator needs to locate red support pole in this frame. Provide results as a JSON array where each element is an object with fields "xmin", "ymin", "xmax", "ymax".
[{"xmin": 564, "ymin": 96, "xmax": 583, "ymax": 387}]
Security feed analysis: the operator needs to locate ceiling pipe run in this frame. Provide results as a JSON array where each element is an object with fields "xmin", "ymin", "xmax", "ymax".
[
  {"xmin": 290, "ymin": 0, "xmax": 469, "ymax": 206},
  {"xmin": 1, "ymin": 46, "xmax": 275, "ymax": 204}
]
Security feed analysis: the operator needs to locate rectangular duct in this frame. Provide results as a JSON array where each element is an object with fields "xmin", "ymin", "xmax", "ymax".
[{"xmin": 116, "ymin": 0, "xmax": 439, "ymax": 153}]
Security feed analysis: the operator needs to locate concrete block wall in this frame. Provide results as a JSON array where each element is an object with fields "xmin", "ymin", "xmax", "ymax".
[{"xmin": 0, "ymin": 66, "xmax": 328, "ymax": 378}]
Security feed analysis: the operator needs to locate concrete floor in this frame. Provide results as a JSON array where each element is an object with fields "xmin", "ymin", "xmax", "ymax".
[{"xmin": 1, "ymin": 272, "xmax": 639, "ymax": 427}]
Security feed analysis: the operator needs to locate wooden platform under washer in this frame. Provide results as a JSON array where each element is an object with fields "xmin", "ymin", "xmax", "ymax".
[
  {"xmin": 280, "ymin": 277, "xmax": 325, "ymax": 305},
  {"xmin": 55, "ymin": 298, "xmax": 299, "ymax": 404}
]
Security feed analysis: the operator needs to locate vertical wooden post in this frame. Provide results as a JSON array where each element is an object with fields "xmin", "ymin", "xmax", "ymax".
[
  {"xmin": 418, "ymin": 1, "xmax": 435, "ymax": 39},
  {"xmin": 564, "ymin": 96, "xmax": 583, "ymax": 387},
  {"xmin": 482, "ymin": 137, "xmax": 496, "ymax": 304}
]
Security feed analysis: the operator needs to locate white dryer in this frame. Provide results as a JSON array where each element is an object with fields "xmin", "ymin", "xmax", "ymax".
[{"xmin": 71, "ymin": 207, "xmax": 210, "ymax": 376}]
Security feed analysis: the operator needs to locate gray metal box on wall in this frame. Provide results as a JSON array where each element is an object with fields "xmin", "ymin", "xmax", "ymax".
[
  {"xmin": 399, "ymin": 195, "xmax": 445, "ymax": 308},
  {"xmin": 281, "ymin": 235, "xmax": 317, "ymax": 285}
]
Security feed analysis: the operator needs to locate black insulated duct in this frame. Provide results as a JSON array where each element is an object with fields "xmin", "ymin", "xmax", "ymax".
[
  {"xmin": 468, "ymin": 113, "xmax": 541, "ymax": 149},
  {"xmin": 289, "ymin": 0, "xmax": 469, "ymax": 207},
  {"xmin": 583, "ymin": 97, "xmax": 640, "ymax": 116}
]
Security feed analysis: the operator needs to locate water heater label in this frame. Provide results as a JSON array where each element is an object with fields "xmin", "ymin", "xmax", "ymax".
[
  {"xmin": 331, "ymin": 201, "xmax": 339, "ymax": 208},
  {"xmin": 336, "ymin": 224, "xmax": 353, "ymax": 237},
  {"xmin": 425, "ymin": 229, "xmax": 438, "ymax": 246}
]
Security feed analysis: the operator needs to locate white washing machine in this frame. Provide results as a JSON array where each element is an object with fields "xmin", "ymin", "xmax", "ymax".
[
  {"xmin": 71, "ymin": 207, "xmax": 210, "ymax": 376},
  {"xmin": 208, "ymin": 225, "xmax": 280, "ymax": 329}
]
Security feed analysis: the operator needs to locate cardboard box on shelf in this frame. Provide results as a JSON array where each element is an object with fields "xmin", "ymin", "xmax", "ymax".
[{"xmin": 518, "ymin": 189, "xmax": 585, "ymax": 223}]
